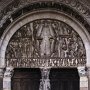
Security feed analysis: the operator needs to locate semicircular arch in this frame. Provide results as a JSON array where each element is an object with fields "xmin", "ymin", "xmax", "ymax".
[{"xmin": 0, "ymin": 10, "xmax": 90, "ymax": 68}]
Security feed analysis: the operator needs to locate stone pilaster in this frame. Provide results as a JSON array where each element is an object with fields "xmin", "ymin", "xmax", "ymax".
[
  {"xmin": 3, "ymin": 67, "xmax": 14, "ymax": 90},
  {"xmin": 0, "ymin": 68, "xmax": 4, "ymax": 90},
  {"xmin": 87, "ymin": 67, "xmax": 90, "ymax": 90},
  {"xmin": 78, "ymin": 66, "xmax": 88, "ymax": 90}
]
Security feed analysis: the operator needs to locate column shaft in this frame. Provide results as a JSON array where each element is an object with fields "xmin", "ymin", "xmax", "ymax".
[
  {"xmin": 87, "ymin": 67, "xmax": 90, "ymax": 90},
  {"xmin": 78, "ymin": 67, "xmax": 88, "ymax": 90},
  {"xmin": 0, "ymin": 68, "xmax": 4, "ymax": 90},
  {"xmin": 3, "ymin": 67, "xmax": 13, "ymax": 90}
]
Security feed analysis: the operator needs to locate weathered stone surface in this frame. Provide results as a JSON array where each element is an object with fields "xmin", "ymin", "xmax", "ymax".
[
  {"xmin": 0, "ymin": 0, "xmax": 90, "ymax": 38},
  {"xmin": 0, "ymin": 78, "xmax": 3, "ymax": 90},
  {"xmin": 5, "ymin": 19, "xmax": 86, "ymax": 68},
  {"xmin": 0, "ymin": 0, "xmax": 90, "ymax": 90}
]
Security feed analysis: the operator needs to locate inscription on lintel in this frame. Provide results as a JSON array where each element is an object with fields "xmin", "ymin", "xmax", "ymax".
[{"xmin": 6, "ymin": 58, "xmax": 86, "ymax": 68}]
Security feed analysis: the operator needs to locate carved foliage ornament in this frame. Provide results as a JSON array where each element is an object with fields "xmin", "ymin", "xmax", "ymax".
[{"xmin": 5, "ymin": 19, "xmax": 86, "ymax": 68}]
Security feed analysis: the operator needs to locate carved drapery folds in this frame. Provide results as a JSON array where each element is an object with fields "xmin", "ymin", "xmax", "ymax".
[{"xmin": 5, "ymin": 19, "xmax": 86, "ymax": 68}]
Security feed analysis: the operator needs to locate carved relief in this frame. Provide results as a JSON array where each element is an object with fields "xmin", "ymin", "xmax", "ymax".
[
  {"xmin": 78, "ymin": 67, "xmax": 86, "ymax": 76},
  {"xmin": 39, "ymin": 68, "xmax": 51, "ymax": 90},
  {"xmin": 4, "ymin": 67, "xmax": 14, "ymax": 78},
  {"xmin": 0, "ymin": 68, "xmax": 4, "ymax": 77},
  {"xmin": 5, "ymin": 19, "xmax": 86, "ymax": 68},
  {"xmin": 0, "ymin": 0, "xmax": 90, "ymax": 29}
]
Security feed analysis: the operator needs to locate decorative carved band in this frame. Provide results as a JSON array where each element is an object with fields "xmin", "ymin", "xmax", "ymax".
[
  {"xmin": 6, "ymin": 58, "xmax": 86, "ymax": 68},
  {"xmin": 5, "ymin": 19, "xmax": 86, "ymax": 68},
  {"xmin": 0, "ymin": 1, "xmax": 90, "ymax": 40}
]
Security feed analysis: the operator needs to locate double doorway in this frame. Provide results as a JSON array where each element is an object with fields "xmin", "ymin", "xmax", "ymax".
[{"xmin": 11, "ymin": 68, "xmax": 79, "ymax": 90}]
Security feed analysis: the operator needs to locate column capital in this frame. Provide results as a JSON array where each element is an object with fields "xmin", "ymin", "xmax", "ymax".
[
  {"xmin": 77, "ymin": 66, "xmax": 87, "ymax": 76},
  {"xmin": 87, "ymin": 67, "xmax": 90, "ymax": 71},
  {"xmin": 0, "ymin": 68, "xmax": 4, "ymax": 78},
  {"xmin": 40, "ymin": 68, "xmax": 50, "ymax": 79},
  {"xmin": 4, "ymin": 66, "xmax": 14, "ymax": 78},
  {"xmin": 86, "ymin": 67, "xmax": 90, "ymax": 77}
]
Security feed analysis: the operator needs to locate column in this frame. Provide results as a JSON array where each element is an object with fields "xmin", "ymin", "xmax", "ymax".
[
  {"xmin": 0, "ymin": 68, "xmax": 4, "ymax": 90},
  {"xmin": 39, "ymin": 68, "xmax": 51, "ymax": 90},
  {"xmin": 78, "ymin": 66, "xmax": 88, "ymax": 90},
  {"xmin": 87, "ymin": 67, "xmax": 90, "ymax": 90},
  {"xmin": 3, "ymin": 67, "xmax": 14, "ymax": 90}
]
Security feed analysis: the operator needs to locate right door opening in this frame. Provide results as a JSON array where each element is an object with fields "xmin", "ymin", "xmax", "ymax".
[{"xmin": 50, "ymin": 68, "xmax": 80, "ymax": 90}]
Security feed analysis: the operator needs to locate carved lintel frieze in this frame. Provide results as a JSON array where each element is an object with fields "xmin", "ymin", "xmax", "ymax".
[{"xmin": 4, "ymin": 66, "xmax": 14, "ymax": 78}]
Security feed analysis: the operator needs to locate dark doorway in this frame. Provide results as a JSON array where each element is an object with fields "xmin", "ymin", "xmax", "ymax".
[
  {"xmin": 12, "ymin": 68, "xmax": 79, "ymax": 90},
  {"xmin": 11, "ymin": 68, "xmax": 41, "ymax": 90},
  {"xmin": 50, "ymin": 68, "xmax": 80, "ymax": 90}
]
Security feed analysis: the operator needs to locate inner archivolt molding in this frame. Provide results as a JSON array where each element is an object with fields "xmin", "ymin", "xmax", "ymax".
[
  {"xmin": 5, "ymin": 19, "xmax": 86, "ymax": 68},
  {"xmin": 0, "ymin": 1, "xmax": 90, "ymax": 40}
]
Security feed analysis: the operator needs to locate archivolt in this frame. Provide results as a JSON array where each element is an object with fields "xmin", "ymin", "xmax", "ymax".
[
  {"xmin": 0, "ymin": 10, "xmax": 90, "ymax": 67},
  {"xmin": 0, "ymin": 1, "xmax": 90, "ymax": 38}
]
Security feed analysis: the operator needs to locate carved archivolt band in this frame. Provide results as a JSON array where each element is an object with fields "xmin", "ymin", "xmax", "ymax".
[{"xmin": 5, "ymin": 19, "xmax": 86, "ymax": 68}]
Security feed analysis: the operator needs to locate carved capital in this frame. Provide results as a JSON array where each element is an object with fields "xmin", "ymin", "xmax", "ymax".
[
  {"xmin": 0, "ymin": 68, "xmax": 4, "ymax": 77},
  {"xmin": 87, "ymin": 67, "xmax": 90, "ymax": 77},
  {"xmin": 4, "ymin": 67, "xmax": 14, "ymax": 78},
  {"xmin": 40, "ymin": 68, "xmax": 51, "ymax": 79},
  {"xmin": 78, "ymin": 66, "xmax": 87, "ymax": 76}
]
